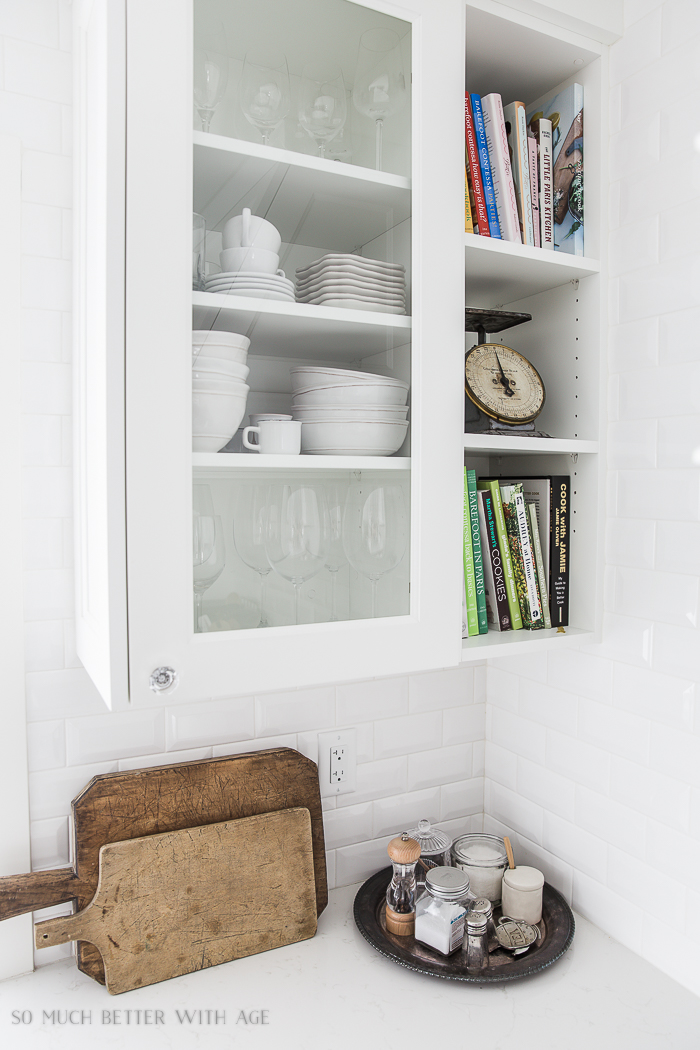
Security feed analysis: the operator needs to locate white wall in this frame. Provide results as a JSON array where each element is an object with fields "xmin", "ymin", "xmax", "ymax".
[
  {"xmin": 2, "ymin": 0, "xmax": 484, "ymax": 972},
  {"xmin": 484, "ymin": 0, "xmax": 700, "ymax": 998}
]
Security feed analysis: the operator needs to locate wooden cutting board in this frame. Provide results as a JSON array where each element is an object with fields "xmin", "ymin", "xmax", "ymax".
[
  {"xmin": 0, "ymin": 747, "xmax": 326, "ymax": 984},
  {"xmin": 34, "ymin": 809, "xmax": 318, "ymax": 995}
]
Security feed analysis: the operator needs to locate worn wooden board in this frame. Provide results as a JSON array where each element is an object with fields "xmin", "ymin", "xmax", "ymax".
[
  {"xmin": 0, "ymin": 747, "xmax": 326, "ymax": 984},
  {"xmin": 35, "ymin": 809, "xmax": 318, "ymax": 995}
]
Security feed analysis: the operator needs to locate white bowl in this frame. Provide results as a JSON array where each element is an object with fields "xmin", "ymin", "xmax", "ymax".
[
  {"xmin": 192, "ymin": 330, "xmax": 250, "ymax": 350},
  {"xmin": 193, "ymin": 375, "xmax": 250, "ymax": 395},
  {"xmin": 192, "ymin": 387, "xmax": 249, "ymax": 439},
  {"xmin": 292, "ymin": 382, "xmax": 409, "ymax": 407},
  {"xmin": 293, "ymin": 404, "xmax": 408, "ymax": 421},
  {"xmin": 192, "ymin": 343, "xmax": 248, "ymax": 366},
  {"xmin": 193, "ymin": 432, "xmax": 236, "ymax": 453},
  {"xmin": 219, "ymin": 247, "xmax": 280, "ymax": 275},
  {"xmin": 300, "ymin": 419, "xmax": 408, "ymax": 456},
  {"xmin": 192, "ymin": 358, "xmax": 250, "ymax": 382},
  {"xmin": 290, "ymin": 365, "xmax": 409, "ymax": 390}
]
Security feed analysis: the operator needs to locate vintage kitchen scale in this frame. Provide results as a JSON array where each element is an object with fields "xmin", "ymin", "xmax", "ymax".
[{"xmin": 464, "ymin": 307, "xmax": 549, "ymax": 437}]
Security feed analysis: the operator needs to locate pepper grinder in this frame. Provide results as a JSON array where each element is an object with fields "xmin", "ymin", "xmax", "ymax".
[{"xmin": 385, "ymin": 833, "xmax": 421, "ymax": 937}]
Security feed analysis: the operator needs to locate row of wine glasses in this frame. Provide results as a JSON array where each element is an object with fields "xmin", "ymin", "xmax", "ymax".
[
  {"xmin": 193, "ymin": 480, "xmax": 408, "ymax": 630},
  {"xmin": 194, "ymin": 29, "xmax": 407, "ymax": 169}
]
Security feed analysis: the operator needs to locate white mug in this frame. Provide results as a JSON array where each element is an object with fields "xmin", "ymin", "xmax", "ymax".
[
  {"xmin": 222, "ymin": 208, "xmax": 282, "ymax": 253},
  {"xmin": 243, "ymin": 419, "xmax": 302, "ymax": 455}
]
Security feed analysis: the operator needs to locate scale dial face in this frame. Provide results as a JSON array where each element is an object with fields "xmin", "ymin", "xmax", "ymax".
[{"xmin": 465, "ymin": 343, "xmax": 545, "ymax": 424}]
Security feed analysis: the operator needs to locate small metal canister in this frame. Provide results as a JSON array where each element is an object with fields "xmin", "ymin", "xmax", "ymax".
[
  {"xmin": 452, "ymin": 833, "xmax": 508, "ymax": 904},
  {"xmin": 467, "ymin": 897, "xmax": 499, "ymax": 953}
]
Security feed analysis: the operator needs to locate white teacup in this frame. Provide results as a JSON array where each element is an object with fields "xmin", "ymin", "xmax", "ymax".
[
  {"xmin": 222, "ymin": 208, "xmax": 282, "ymax": 253},
  {"xmin": 243, "ymin": 419, "xmax": 302, "ymax": 455},
  {"xmin": 220, "ymin": 247, "xmax": 281, "ymax": 275}
]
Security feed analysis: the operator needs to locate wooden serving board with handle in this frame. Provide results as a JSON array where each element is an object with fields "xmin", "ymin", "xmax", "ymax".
[
  {"xmin": 0, "ymin": 748, "xmax": 326, "ymax": 984},
  {"xmin": 35, "ymin": 809, "xmax": 318, "ymax": 995}
]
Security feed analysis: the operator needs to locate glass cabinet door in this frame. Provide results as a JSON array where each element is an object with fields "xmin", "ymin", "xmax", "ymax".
[{"xmin": 122, "ymin": 0, "xmax": 465, "ymax": 705}]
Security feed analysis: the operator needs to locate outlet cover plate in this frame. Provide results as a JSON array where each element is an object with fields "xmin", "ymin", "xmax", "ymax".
[{"xmin": 318, "ymin": 728, "xmax": 357, "ymax": 798}]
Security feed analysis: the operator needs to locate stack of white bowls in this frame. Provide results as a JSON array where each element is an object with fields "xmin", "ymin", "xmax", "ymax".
[
  {"xmin": 192, "ymin": 330, "xmax": 251, "ymax": 452},
  {"xmin": 290, "ymin": 366, "xmax": 410, "ymax": 456}
]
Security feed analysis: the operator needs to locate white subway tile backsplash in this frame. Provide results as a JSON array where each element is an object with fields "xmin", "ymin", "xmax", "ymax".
[
  {"xmin": 484, "ymin": 741, "xmax": 517, "ymax": 790},
  {"xmin": 608, "ymin": 845, "xmax": 687, "ymax": 912},
  {"xmin": 578, "ymin": 697, "xmax": 651, "ymax": 764},
  {"xmin": 30, "ymin": 816, "xmax": 69, "ymax": 870},
  {"xmin": 608, "ymin": 216, "xmax": 659, "ymax": 276},
  {"xmin": 0, "ymin": 0, "xmax": 59, "ymax": 47},
  {"xmin": 0, "ymin": 90, "xmax": 63, "ymax": 153},
  {"xmin": 21, "ymin": 414, "xmax": 62, "ymax": 466},
  {"xmin": 472, "ymin": 739, "xmax": 484, "ymax": 777},
  {"xmin": 322, "ymin": 802, "xmax": 373, "ymax": 850},
  {"xmin": 489, "ymin": 707, "xmax": 546, "ymax": 765},
  {"xmin": 651, "ymin": 622, "xmax": 700, "ymax": 680},
  {"xmin": 614, "ymin": 566, "xmax": 698, "ymax": 628},
  {"xmin": 324, "ymin": 848, "xmax": 336, "ymax": 890},
  {"xmin": 166, "ymin": 696, "xmax": 254, "ymax": 751},
  {"xmin": 542, "ymin": 812, "xmax": 608, "ymax": 882},
  {"xmin": 334, "ymin": 837, "xmax": 389, "ymax": 888},
  {"xmin": 516, "ymin": 757, "xmax": 575, "ymax": 822},
  {"xmin": 26, "ymin": 667, "xmax": 107, "ymax": 721},
  {"xmin": 657, "ymin": 414, "xmax": 700, "ymax": 470},
  {"xmin": 649, "ymin": 724, "xmax": 700, "ymax": 789},
  {"xmin": 487, "ymin": 651, "xmax": 548, "ymax": 682},
  {"xmin": 21, "ymin": 149, "xmax": 71, "ymax": 208},
  {"xmin": 658, "ymin": 305, "xmax": 700, "ymax": 364},
  {"xmin": 440, "ymin": 778, "xmax": 483, "ymax": 822},
  {"xmin": 118, "ymin": 747, "xmax": 212, "ymax": 771},
  {"xmin": 20, "ymin": 255, "xmax": 71, "ymax": 312},
  {"xmin": 544, "ymin": 728, "xmax": 610, "ymax": 793},
  {"xmin": 656, "ymin": 522, "xmax": 700, "ymax": 578},
  {"xmin": 573, "ymin": 870, "xmax": 644, "ymax": 955},
  {"xmin": 610, "ymin": 112, "xmax": 660, "ymax": 184},
  {"xmin": 65, "ymin": 709, "xmax": 165, "ymax": 766},
  {"xmin": 374, "ymin": 710, "xmax": 441, "ymax": 759},
  {"xmin": 407, "ymin": 743, "xmax": 471, "ymax": 792},
  {"xmin": 20, "ymin": 201, "xmax": 62, "ymax": 257},
  {"xmin": 612, "ymin": 662, "xmax": 695, "ymax": 731},
  {"xmin": 645, "ymin": 819, "xmax": 700, "ymax": 886},
  {"xmin": 575, "ymin": 785, "xmax": 647, "ymax": 859},
  {"xmin": 519, "ymin": 677, "xmax": 579, "ymax": 732},
  {"xmin": 609, "ymin": 6, "xmax": 662, "ymax": 84},
  {"xmin": 408, "ymin": 665, "xmax": 474, "ymax": 711},
  {"xmin": 335, "ymin": 756, "xmax": 406, "ymax": 808},
  {"xmin": 23, "ymin": 567, "xmax": 73, "ymax": 621},
  {"xmin": 605, "ymin": 517, "xmax": 656, "ymax": 569},
  {"xmin": 24, "ymin": 619, "xmax": 64, "ymax": 671},
  {"xmin": 486, "ymin": 781, "xmax": 543, "ymax": 846},
  {"xmin": 29, "ymin": 761, "xmax": 119, "ymax": 821},
  {"xmin": 255, "ymin": 686, "xmax": 334, "ymax": 736},
  {"xmin": 336, "ymin": 675, "xmax": 408, "ymax": 724},
  {"xmin": 26, "ymin": 719, "xmax": 65, "ymax": 772},
  {"xmin": 607, "ymin": 419, "xmax": 657, "ymax": 471},
  {"xmin": 442, "ymin": 703, "xmax": 485, "ymax": 745},
  {"xmin": 21, "ymin": 465, "xmax": 71, "ymax": 519},
  {"xmin": 372, "ymin": 786, "xmax": 441, "ymax": 838},
  {"xmin": 485, "ymin": 667, "xmax": 520, "ymax": 711},
  {"xmin": 21, "ymin": 308, "xmax": 62, "ymax": 361},
  {"xmin": 610, "ymin": 755, "xmax": 690, "ymax": 832},
  {"xmin": 211, "ymin": 735, "xmax": 295, "ymax": 758},
  {"xmin": 608, "ymin": 317, "xmax": 659, "ymax": 373}
]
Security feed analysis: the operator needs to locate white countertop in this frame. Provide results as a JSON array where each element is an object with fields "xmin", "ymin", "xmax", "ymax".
[{"xmin": 1, "ymin": 883, "xmax": 698, "ymax": 1049}]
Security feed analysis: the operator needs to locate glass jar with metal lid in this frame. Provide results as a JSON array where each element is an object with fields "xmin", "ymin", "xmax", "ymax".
[
  {"xmin": 414, "ymin": 866, "xmax": 471, "ymax": 957},
  {"xmin": 452, "ymin": 834, "xmax": 508, "ymax": 904},
  {"xmin": 407, "ymin": 818, "xmax": 453, "ymax": 891}
]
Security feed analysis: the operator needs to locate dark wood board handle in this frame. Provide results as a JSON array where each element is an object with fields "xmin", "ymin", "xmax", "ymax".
[{"xmin": 0, "ymin": 868, "xmax": 90, "ymax": 920}]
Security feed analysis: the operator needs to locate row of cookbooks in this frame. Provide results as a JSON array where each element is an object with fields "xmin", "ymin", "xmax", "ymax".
[
  {"xmin": 461, "ymin": 469, "xmax": 570, "ymax": 637},
  {"xmin": 464, "ymin": 83, "xmax": 584, "ymax": 256}
]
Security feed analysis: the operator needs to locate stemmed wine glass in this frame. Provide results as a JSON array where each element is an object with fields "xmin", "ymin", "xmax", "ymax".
[
  {"xmin": 324, "ymin": 480, "xmax": 348, "ymax": 621},
  {"xmin": 240, "ymin": 51, "xmax": 291, "ymax": 146},
  {"xmin": 352, "ymin": 27, "xmax": 407, "ymax": 171},
  {"xmin": 342, "ymin": 481, "xmax": 408, "ymax": 618},
  {"xmin": 193, "ymin": 514, "xmax": 226, "ymax": 632},
  {"xmin": 232, "ymin": 484, "xmax": 272, "ymax": 629},
  {"xmin": 265, "ymin": 482, "xmax": 330, "ymax": 625},
  {"xmin": 194, "ymin": 42, "xmax": 229, "ymax": 133},
  {"xmin": 298, "ymin": 65, "xmax": 347, "ymax": 158}
]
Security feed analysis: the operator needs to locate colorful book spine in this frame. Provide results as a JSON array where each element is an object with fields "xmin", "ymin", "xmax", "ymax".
[
  {"xmin": 463, "ymin": 470, "xmax": 479, "ymax": 636},
  {"xmin": 503, "ymin": 100, "xmax": 534, "ymax": 246},
  {"xmin": 531, "ymin": 118, "xmax": 554, "ymax": 250},
  {"xmin": 464, "ymin": 167, "xmax": 474, "ymax": 234},
  {"xmin": 464, "ymin": 95, "xmax": 490, "ymax": 237},
  {"xmin": 477, "ymin": 488, "xmax": 511, "ymax": 631},
  {"xmin": 527, "ymin": 134, "xmax": 540, "ymax": 248},
  {"xmin": 481, "ymin": 93, "xmax": 521, "ymax": 243},
  {"xmin": 477, "ymin": 479, "xmax": 522, "ymax": 630},
  {"xmin": 528, "ymin": 501, "xmax": 551, "ymax": 629},
  {"xmin": 501, "ymin": 485, "xmax": 542, "ymax": 629},
  {"xmin": 469, "ymin": 94, "xmax": 501, "ymax": 239},
  {"xmin": 550, "ymin": 476, "xmax": 570, "ymax": 626},
  {"xmin": 466, "ymin": 469, "xmax": 488, "ymax": 634}
]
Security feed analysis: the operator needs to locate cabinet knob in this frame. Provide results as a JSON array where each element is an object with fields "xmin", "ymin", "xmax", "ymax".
[{"xmin": 149, "ymin": 666, "xmax": 179, "ymax": 693}]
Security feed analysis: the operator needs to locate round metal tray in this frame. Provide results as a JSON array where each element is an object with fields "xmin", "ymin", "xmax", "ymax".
[{"xmin": 354, "ymin": 867, "xmax": 575, "ymax": 983}]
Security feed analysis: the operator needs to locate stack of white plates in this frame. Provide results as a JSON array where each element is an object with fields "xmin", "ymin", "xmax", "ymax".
[
  {"xmin": 192, "ymin": 330, "xmax": 251, "ymax": 452},
  {"xmin": 295, "ymin": 254, "xmax": 406, "ymax": 314},
  {"xmin": 290, "ymin": 366, "xmax": 410, "ymax": 456},
  {"xmin": 204, "ymin": 271, "xmax": 295, "ymax": 302}
]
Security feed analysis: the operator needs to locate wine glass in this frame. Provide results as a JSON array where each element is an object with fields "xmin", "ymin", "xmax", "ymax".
[
  {"xmin": 232, "ymin": 484, "xmax": 272, "ymax": 629},
  {"xmin": 298, "ymin": 65, "xmax": 347, "ymax": 158},
  {"xmin": 194, "ymin": 44, "xmax": 229, "ymax": 133},
  {"xmin": 265, "ymin": 482, "xmax": 330, "ymax": 625},
  {"xmin": 342, "ymin": 482, "xmax": 408, "ymax": 618},
  {"xmin": 352, "ymin": 27, "xmax": 407, "ymax": 171},
  {"xmin": 193, "ymin": 514, "xmax": 226, "ymax": 632},
  {"xmin": 240, "ymin": 51, "xmax": 291, "ymax": 146},
  {"xmin": 324, "ymin": 480, "xmax": 348, "ymax": 621}
]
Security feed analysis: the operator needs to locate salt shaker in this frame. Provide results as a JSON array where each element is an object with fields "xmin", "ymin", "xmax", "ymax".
[
  {"xmin": 467, "ymin": 897, "xmax": 498, "ymax": 953},
  {"xmin": 385, "ymin": 833, "xmax": 421, "ymax": 937},
  {"xmin": 464, "ymin": 910, "xmax": 489, "ymax": 973}
]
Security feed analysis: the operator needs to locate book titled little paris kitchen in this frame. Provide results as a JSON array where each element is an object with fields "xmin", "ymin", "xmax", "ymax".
[{"xmin": 527, "ymin": 83, "xmax": 583, "ymax": 256}]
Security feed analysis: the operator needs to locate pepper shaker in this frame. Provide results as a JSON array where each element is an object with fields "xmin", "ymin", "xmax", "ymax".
[
  {"xmin": 385, "ymin": 833, "xmax": 421, "ymax": 937},
  {"xmin": 464, "ymin": 910, "xmax": 489, "ymax": 973}
]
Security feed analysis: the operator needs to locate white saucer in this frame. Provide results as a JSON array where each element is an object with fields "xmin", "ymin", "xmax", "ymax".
[
  {"xmin": 212, "ymin": 270, "xmax": 291, "ymax": 283},
  {"xmin": 206, "ymin": 276, "xmax": 293, "ymax": 290},
  {"xmin": 296, "ymin": 272, "xmax": 405, "ymax": 294},
  {"xmin": 205, "ymin": 287, "xmax": 296, "ymax": 301},
  {"xmin": 297, "ymin": 254, "xmax": 405, "ymax": 279},
  {"xmin": 297, "ymin": 283, "xmax": 405, "ymax": 304},
  {"xmin": 304, "ymin": 297, "xmax": 406, "ymax": 314}
]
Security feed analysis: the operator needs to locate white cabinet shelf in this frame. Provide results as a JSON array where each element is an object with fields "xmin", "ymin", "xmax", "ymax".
[
  {"xmin": 463, "ymin": 435, "xmax": 598, "ymax": 456},
  {"xmin": 192, "ymin": 291, "xmax": 411, "ymax": 361},
  {"xmin": 465, "ymin": 234, "xmax": 600, "ymax": 307},
  {"xmin": 461, "ymin": 625, "xmax": 593, "ymax": 662},
  {"xmin": 193, "ymin": 453, "xmax": 411, "ymax": 471}
]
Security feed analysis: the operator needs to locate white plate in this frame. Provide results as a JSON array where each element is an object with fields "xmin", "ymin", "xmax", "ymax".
[
  {"xmin": 205, "ymin": 287, "xmax": 296, "ymax": 301},
  {"xmin": 302, "ymin": 296, "xmax": 406, "ymax": 314},
  {"xmin": 211, "ymin": 270, "xmax": 291, "ymax": 283},
  {"xmin": 296, "ymin": 274, "xmax": 405, "ymax": 291},
  {"xmin": 296, "ymin": 266, "xmax": 405, "ymax": 286},
  {"xmin": 297, "ymin": 286, "xmax": 405, "ymax": 304},
  {"xmin": 205, "ymin": 278, "xmax": 294, "ymax": 291},
  {"xmin": 302, "ymin": 447, "xmax": 401, "ymax": 456},
  {"xmin": 297, "ymin": 253, "xmax": 405, "ymax": 277}
]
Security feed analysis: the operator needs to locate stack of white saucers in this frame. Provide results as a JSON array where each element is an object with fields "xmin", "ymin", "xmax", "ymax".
[
  {"xmin": 290, "ymin": 366, "xmax": 410, "ymax": 456},
  {"xmin": 204, "ymin": 270, "xmax": 295, "ymax": 301},
  {"xmin": 192, "ymin": 330, "xmax": 251, "ymax": 452},
  {"xmin": 295, "ymin": 254, "xmax": 406, "ymax": 315}
]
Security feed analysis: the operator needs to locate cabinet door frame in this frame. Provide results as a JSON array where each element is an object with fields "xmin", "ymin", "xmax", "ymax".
[{"xmin": 121, "ymin": 0, "xmax": 466, "ymax": 705}]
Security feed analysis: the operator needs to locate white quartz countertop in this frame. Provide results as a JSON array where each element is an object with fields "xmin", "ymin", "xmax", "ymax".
[{"xmin": 1, "ymin": 883, "xmax": 698, "ymax": 1049}]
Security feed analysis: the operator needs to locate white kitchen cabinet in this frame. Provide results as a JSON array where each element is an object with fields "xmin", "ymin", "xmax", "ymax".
[{"xmin": 74, "ymin": 0, "xmax": 612, "ymax": 707}]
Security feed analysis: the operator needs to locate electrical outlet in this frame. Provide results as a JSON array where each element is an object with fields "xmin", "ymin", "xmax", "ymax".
[{"xmin": 317, "ymin": 729, "xmax": 357, "ymax": 798}]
